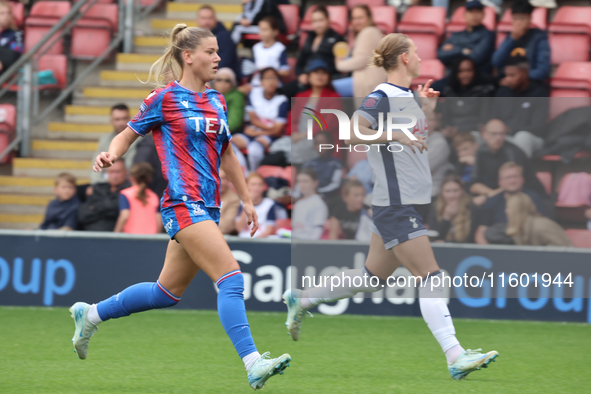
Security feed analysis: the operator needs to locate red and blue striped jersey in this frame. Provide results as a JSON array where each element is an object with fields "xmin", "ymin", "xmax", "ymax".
[{"xmin": 128, "ymin": 81, "xmax": 232, "ymax": 209}]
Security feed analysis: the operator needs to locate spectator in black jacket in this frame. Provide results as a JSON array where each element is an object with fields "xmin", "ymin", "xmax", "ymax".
[
  {"xmin": 230, "ymin": 0, "xmax": 285, "ymax": 45},
  {"xmin": 0, "ymin": 1, "xmax": 22, "ymax": 76},
  {"xmin": 197, "ymin": 5, "xmax": 241, "ymax": 80},
  {"xmin": 283, "ymin": 6, "xmax": 342, "ymax": 98},
  {"xmin": 474, "ymin": 162, "xmax": 548, "ymax": 245},
  {"xmin": 492, "ymin": 0, "xmax": 550, "ymax": 81},
  {"xmin": 39, "ymin": 173, "xmax": 80, "ymax": 231},
  {"xmin": 469, "ymin": 119, "xmax": 545, "ymax": 206},
  {"xmin": 488, "ymin": 56, "xmax": 549, "ymax": 158},
  {"xmin": 435, "ymin": 55, "xmax": 496, "ymax": 134},
  {"xmin": 437, "ymin": 1, "xmax": 495, "ymax": 75},
  {"xmin": 78, "ymin": 160, "xmax": 130, "ymax": 231}
]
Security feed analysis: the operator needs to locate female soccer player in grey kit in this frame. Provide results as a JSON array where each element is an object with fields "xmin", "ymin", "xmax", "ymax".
[{"xmin": 283, "ymin": 33, "xmax": 498, "ymax": 380}]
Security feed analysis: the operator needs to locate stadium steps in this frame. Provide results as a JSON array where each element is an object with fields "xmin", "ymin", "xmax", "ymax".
[
  {"xmin": 73, "ymin": 86, "xmax": 153, "ymax": 107},
  {"xmin": 150, "ymin": 19, "xmax": 233, "ymax": 33},
  {"xmin": 0, "ymin": 213, "xmax": 44, "ymax": 229},
  {"xmin": 100, "ymin": 70, "xmax": 151, "ymax": 87},
  {"xmin": 165, "ymin": 3, "xmax": 241, "ymax": 20},
  {"xmin": 0, "ymin": 194, "xmax": 54, "ymax": 214},
  {"xmin": 64, "ymin": 105, "xmax": 139, "ymax": 124},
  {"xmin": 12, "ymin": 158, "xmax": 92, "ymax": 178},
  {"xmin": 31, "ymin": 140, "xmax": 98, "ymax": 160},
  {"xmin": 47, "ymin": 121, "xmax": 114, "ymax": 140},
  {"xmin": 115, "ymin": 53, "xmax": 161, "ymax": 72},
  {"xmin": 0, "ymin": 175, "xmax": 89, "ymax": 195}
]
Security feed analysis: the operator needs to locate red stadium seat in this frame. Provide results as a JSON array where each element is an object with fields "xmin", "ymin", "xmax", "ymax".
[
  {"xmin": 24, "ymin": 1, "xmax": 72, "ymax": 55},
  {"xmin": 445, "ymin": 6, "xmax": 496, "ymax": 36},
  {"xmin": 0, "ymin": 104, "xmax": 16, "ymax": 164},
  {"xmin": 243, "ymin": 5, "xmax": 299, "ymax": 44},
  {"xmin": 496, "ymin": 7, "xmax": 547, "ymax": 48},
  {"xmin": 347, "ymin": 0, "xmax": 385, "ymax": 7},
  {"xmin": 411, "ymin": 59, "xmax": 444, "ymax": 89},
  {"xmin": 548, "ymin": 7, "xmax": 591, "ymax": 64},
  {"xmin": 257, "ymin": 165, "xmax": 285, "ymax": 179},
  {"xmin": 300, "ymin": 5, "xmax": 348, "ymax": 36},
  {"xmin": 283, "ymin": 57, "xmax": 297, "ymax": 84},
  {"xmin": 548, "ymin": 93, "xmax": 591, "ymax": 121},
  {"xmin": 275, "ymin": 218, "xmax": 291, "ymax": 230},
  {"xmin": 278, "ymin": 4, "xmax": 300, "ymax": 38},
  {"xmin": 565, "ymin": 229, "xmax": 591, "ymax": 248},
  {"xmin": 9, "ymin": 1, "xmax": 24, "ymax": 29},
  {"xmin": 37, "ymin": 54, "xmax": 68, "ymax": 89},
  {"xmin": 536, "ymin": 172, "xmax": 552, "ymax": 195},
  {"xmin": 551, "ymin": 62, "xmax": 591, "ymax": 92},
  {"xmin": 70, "ymin": 4, "xmax": 118, "ymax": 59},
  {"xmin": 347, "ymin": 150, "xmax": 367, "ymax": 170},
  {"xmin": 372, "ymin": 6, "xmax": 396, "ymax": 34},
  {"xmin": 397, "ymin": 6, "xmax": 446, "ymax": 60}
]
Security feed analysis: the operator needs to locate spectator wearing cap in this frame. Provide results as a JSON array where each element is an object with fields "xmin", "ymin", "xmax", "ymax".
[
  {"xmin": 212, "ymin": 67, "xmax": 245, "ymax": 135},
  {"xmin": 197, "ymin": 5, "xmax": 241, "ymax": 80},
  {"xmin": 438, "ymin": 1, "xmax": 495, "ymax": 75},
  {"xmin": 487, "ymin": 56, "xmax": 549, "ymax": 158},
  {"xmin": 492, "ymin": 0, "xmax": 550, "ymax": 81},
  {"xmin": 283, "ymin": 5, "xmax": 343, "ymax": 99},
  {"xmin": 286, "ymin": 59, "xmax": 342, "ymax": 167}
]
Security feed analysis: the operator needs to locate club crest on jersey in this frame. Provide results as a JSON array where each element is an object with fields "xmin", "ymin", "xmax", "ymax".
[
  {"xmin": 191, "ymin": 203, "xmax": 206, "ymax": 216},
  {"xmin": 362, "ymin": 94, "xmax": 382, "ymax": 109}
]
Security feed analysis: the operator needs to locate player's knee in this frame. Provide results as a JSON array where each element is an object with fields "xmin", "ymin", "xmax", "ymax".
[{"xmin": 153, "ymin": 281, "xmax": 181, "ymax": 308}]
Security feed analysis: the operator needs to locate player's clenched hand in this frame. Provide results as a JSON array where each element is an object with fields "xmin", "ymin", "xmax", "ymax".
[
  {"xmin": 243, "ymin": 203, "xmax": 259, "ymax": 237},
  {"xmin": 92, "ymin": 152, "xmax": 116, "ymax": 172}
]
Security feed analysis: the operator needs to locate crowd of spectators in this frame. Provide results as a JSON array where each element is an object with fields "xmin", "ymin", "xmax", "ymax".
[{"xmin": 36, "ymin": 0, "xmax": 589, "ymax": 247}]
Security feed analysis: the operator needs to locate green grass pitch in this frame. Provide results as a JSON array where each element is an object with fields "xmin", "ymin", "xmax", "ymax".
[{"xmin": 1, "ymin": 306, "xmax": 590, "ymax": 393}]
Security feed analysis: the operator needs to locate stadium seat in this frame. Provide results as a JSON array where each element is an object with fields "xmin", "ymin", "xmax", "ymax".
[
  {"xmin": 536, "ymin": 172, "xmax": 552, "ymax": 195},
  {"xmin": 445, "ymin": 6, "xmax": 496, "ymax": 36},
  {"xmin": 347, "ymin": 150, "xmax": 367, "ymax": 170},
  {"xmin": 548, "ymin": 93, "xmax": 591, "ymax": 121},
  {"xmin": 9, "ymin": 1, "xmax": 24, "ymax": 29},
  {"xmin": 278, "ymin": 4, "xmax": 300, "ymax": 38},
  {"xmin": 37, "ymin": 54, "xmax": 68, "ymax": 89},
  {"xmin": 70, "ymin": 4, "xmax": 119, "ymax": 59},
  {"xmin": 555, "ymin": 171, "xmax": 591, "ymax": 222},
  {"xmin": 372, "ymin": 6, "xmax": 396, "ymax": 34},
  {"xmin": 410, "ymin": 59, "xmax": 444, "ymax": 89},
  {"xmin": 275, "ymin": 218, "xmax": 291, "ymax": 230},
  {"xmin": 548, "ymin": 7, "xmax": 591, "ymax": 64},
  {"xmin": 283, "ymin": 57, "xmax": 297, "ymax": 84},
  {"xmin": 347, "ymin": 0, "xmax": 385, "ymax": 7},
  {"xmin": 397, "ymin": 6, "xmax": 446, "ymax": 60},
  {"xmin": 257, "ymin": 165, "xmax": 286, "ymax": 180},
  {"xmin": 0, "ymin": 104, "xmax": 16, "ymax": 164},
  {"xmin": 551, "ymin": 62, "xmax": 591, "ymax": 92},
  {"xmin": 244, "ymin": 5, "xmax": 299, "ymax": 44},
  {"xmin": 496, "ymin": 7, "xmax": 547, "ymax": 48},
  {"xmin": 24, "ymin": 1, "xmax": 72, "ymax": 55},
  {"xmin": 300, "ymin": 5, "xmax": 348, "ymax": 36},
  {"xmin": 564, "ymin": 229, "xmax": 591, "ymax": 248}
]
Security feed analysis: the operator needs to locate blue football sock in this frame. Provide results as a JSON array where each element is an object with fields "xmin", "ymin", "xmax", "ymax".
[
  {"xmin": 96, "ymin": 281, "xmax": 180, "ymax": 321},
  {"xmin": 216, "ymin": 270, "xmax": 258, "ymax": 359}
]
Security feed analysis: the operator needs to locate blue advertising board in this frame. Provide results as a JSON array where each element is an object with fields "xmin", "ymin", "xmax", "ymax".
[{"xmin": 0, "ymin": 230, "xmax": 589, "ymax": 323}]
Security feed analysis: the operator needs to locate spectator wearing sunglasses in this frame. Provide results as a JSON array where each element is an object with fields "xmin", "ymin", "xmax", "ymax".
[{"xmin": 212, "ymin": 67, "xmax": 245, "ymax": 135}]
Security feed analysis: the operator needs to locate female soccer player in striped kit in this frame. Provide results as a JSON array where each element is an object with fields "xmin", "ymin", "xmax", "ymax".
[
  {"xmin": 69, "ymin": 24, "xmax": 290, "ymax": 390},
  {"xmin": 283, "ymin": 33, "xmax": 498, "ymax": 380}
]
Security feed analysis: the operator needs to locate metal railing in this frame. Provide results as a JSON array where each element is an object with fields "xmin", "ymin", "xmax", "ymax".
[{"xmin": 0, "ymin": 0, "xmax": 163, "ymax": 162}]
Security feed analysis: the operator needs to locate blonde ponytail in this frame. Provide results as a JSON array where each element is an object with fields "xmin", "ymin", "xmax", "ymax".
[
  {"xmin": 371, "ymin": 33, "xmax": 412, "ymax": 72},
  {"xmin": 142, "ymin": 24, "xmax": 215, "ymax": 87}
]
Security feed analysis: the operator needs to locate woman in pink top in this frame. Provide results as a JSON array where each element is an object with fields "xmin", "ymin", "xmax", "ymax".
[{"xmin": 114, "ymin": 162, "xmax": 162, "ymax": 234}]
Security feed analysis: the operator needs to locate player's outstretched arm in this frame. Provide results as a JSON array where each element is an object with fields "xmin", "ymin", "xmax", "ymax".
[
  {"xmin": 93, "ymin": 127, "xmax": 139, "ymax": 172},
  {"xmin": 220, "ymin": 146, "xmax": 259, "ymax": 237}
]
